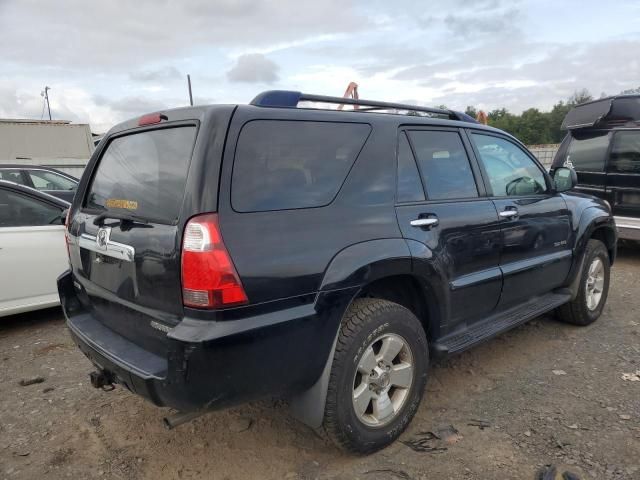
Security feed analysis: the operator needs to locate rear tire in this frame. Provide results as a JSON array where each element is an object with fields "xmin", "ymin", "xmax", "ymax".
[
  {"xmin": 322, "ymin": 298, "xmax": 428, "ymax": 454},
  {"xmin": 557, "ymin": 239, "xmax": 610, "ymax": 326}
]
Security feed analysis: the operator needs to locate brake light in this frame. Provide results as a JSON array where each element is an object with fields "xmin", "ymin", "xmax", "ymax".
[
  {"xmin": 181, "ymin": 214, "xmax": 248, "ymax": 309},
  {"xmin": 138, "ymin": 113, "xmax": 168, "ymax": 126}
]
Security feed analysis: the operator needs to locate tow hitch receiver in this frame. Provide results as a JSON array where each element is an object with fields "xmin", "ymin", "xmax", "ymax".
[{"xmin": 89, "ymin": 371, "xmax": 115, "ymax": 391}]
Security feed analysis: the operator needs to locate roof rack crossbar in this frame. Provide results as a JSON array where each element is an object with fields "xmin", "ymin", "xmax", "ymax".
[{"xmin": 250, "ymin": 90, "xmax": 466, "ymax": 121}]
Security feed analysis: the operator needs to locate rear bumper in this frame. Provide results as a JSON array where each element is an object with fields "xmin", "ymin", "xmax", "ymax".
[
  {"xmin": 615, "ymin": 215, "xmax": 640, "ymax": 241},
  {"xmin": 58, "ymin": 270, "xmax": 355, "ymax": 412}
]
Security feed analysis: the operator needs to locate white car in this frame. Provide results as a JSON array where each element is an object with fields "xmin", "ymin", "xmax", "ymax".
[{"xmin": 0, "ymin": 180, "xmax": 69, "ymax": 317}]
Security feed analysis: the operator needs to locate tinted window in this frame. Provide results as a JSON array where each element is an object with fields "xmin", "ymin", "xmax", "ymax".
[
  {"xmin": 566, "ymin": 131, "xmax": 610, "ymax": 172},
  {"xmin": 397, "ymin": 133, "xmax": 425, "ymax": 203},
  {"xmin": 407, "ymin": 130, "xmax": 477, "ymax": 200},
  {"xmin": 28, "ymin": 170, "xmax": 77, "ymax": 191},
  {"xmin": 472, "ymin": 134, "xmax": 547, "ymax": 196},
  {"xmin": 0, "ymin": 188, "xmax": 63, "ymax": 227},
  {"xmin": 232, "ymin": 121, "xmax": 370, "ymax": 212},
  {"xmin": 86, "ymin": 126, "xmax": 196, "ymax": 223},
  {"xmin": 0, "ymin": 169, "xmax": 26, "ymax": 185},
  {"xmin": 610, "ymin": 131, "xmax": 640, "ymax": 173}
]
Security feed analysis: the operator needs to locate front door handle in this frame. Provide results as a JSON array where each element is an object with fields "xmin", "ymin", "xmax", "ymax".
[
  {"xmin": 499, "ymin": 209, "xmax": 519, "ymax": 219},
  {"xmin": 410, "ymin": 217, "xmax": 439, "ymax": 228}
]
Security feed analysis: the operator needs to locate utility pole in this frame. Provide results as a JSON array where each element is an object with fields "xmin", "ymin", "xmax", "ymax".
[
  {"xmin": 187, "ymin": 75, "xmax": 194, "ymax": 106},
  {"xmin": 41, "ymin": 86, "xmax": 52, "ymax": 120}
]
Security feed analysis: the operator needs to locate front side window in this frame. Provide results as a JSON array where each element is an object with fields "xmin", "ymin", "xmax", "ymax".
[
  {"xmin": 566, "ymin": 131, "xmax": 610, "ymax": 172},
  {"xmin": 0, "ymin": 188, "xmax": 63, "ymax": 227},
  {"xmin": 28, "ymin": 170, "xmax": 77, "ymax": 191},
  {"xmin": 472, "ymin": 133, "xmax": 547, "ymax": 197},
  {"xmin": 232, "ymin": 120, "xmax": 371, "ymax": 212},
  {"xmin": 610, "ymin": 131, "xmax": 640, "ymax": 173},
  {"xmin": 407, "ymin": 130, "xmax": 478, "ymax": 200}
]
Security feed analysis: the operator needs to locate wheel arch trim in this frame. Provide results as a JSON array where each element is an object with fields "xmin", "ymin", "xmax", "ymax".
[{"xmin": 291, "ymin": 239, "xmax": 441, "ymax": 428}]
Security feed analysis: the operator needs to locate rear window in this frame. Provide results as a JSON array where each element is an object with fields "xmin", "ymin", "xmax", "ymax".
[
  {"xmin": 86, "ymin": 126, "xmax": 196, "ymax": 223},
  {"xmin": 232, "ymin": 120, "xmax": 371, "ymax": 212},
  {"xmin": 566, "ymin": 131, "xmax": 610, "ymax": 172}
]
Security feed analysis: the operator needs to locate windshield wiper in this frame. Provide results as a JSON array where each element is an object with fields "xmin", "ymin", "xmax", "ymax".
[{"xmin": 93, "ymin": 211, "xmax": 149, "ymax": 226}]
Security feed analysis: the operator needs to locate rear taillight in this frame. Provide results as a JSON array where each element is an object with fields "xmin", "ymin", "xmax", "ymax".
[{"xmin": 181, "ymin": 214, "xmax": 248, "ymax": 309}]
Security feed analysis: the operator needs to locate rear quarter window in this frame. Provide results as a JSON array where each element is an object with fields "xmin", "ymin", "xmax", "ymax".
[
  {"xmin": 566, "ymin": 131, "xmax": 610, "ymax": 172},
  {"xmin": 610, "ymin": 130, "xmax": 640, "ymax": 173},
  {"xmin": 232, "ymin": 120, "xmax": 371, "ymax": 212},
  {"xmin": 85, "ymin": 126, "xmax": 196, "ymax": 223}
]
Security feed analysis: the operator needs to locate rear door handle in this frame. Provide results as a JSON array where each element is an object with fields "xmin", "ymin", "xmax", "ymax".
[
  {"xmin": 499, "ymin": 209, "xmax": 519, "ymax": 219},
  {"xmin": 410, "ymin": 217, "xmax": 439, "ymax": 228}
]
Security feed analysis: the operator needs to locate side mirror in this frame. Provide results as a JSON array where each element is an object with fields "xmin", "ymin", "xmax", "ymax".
[{"xmin": 553, "ymin": 167, "xmax": 577, "ymax": 193}]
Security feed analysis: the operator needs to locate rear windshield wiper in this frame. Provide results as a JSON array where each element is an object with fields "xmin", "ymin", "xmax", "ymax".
[{"xmin": 93, "ymin": 211, "xmax": 150, "ymax": 226}]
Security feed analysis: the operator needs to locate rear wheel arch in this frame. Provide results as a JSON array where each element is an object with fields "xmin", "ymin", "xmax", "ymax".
[
  {"xmin": 289, "ymin": 273, "xmax": 439, "ymax": 429},
  {"xmin": 355, "ymin": 274, "xmax": 440, "ymax": 343}
]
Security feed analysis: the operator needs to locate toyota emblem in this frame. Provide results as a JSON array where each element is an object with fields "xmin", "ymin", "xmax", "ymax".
[{"xmin": 96, "ymin": 228, "xmax": 110, "ymax": 249}]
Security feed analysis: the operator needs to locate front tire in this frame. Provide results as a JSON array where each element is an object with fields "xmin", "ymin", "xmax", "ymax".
[
  {"xmin": 322, "ymin": 298, "xmax": 428, "ymax": 454},
  {"xmin": 557, "ymin": 239, "xmax": 610, "ymax": 326}
]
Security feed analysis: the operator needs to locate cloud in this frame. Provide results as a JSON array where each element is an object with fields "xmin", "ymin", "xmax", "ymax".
[
  {"xmin": 0, "ymin": 0, "xmax": 638, "ymax": 134},
  {"xmin": 130, "ymin": 66, "xmax": 182, "ymax": 83},
  {"xmin": 443, "ymin": 7, "xmax": 520, "ymax": 37},
  {"xmin": 227, "ymin": 54, "xmax": 280, "ymax": 84},
  {"xmin": 0, "ymin": 0, "xmax": 367, "ymax": 69},
  {"xmin": 93, "ymin": 95, "xmax": 172, "ymax": 116}
]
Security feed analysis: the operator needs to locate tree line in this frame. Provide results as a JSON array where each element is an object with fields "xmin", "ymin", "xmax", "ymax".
[{"xmin": 460, "ymin": 86, "xmax": 640, "ymax": 145}]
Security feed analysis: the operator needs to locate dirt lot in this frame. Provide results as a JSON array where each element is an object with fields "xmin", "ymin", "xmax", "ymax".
[{"xmin": 1, "ymin": 249, "xmax": 639, "ymax": 480}]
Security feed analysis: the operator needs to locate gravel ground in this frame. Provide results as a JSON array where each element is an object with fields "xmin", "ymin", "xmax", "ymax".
[{"xmin": 1, "ymin": 248, "xmax": 639, "ymax": 480}]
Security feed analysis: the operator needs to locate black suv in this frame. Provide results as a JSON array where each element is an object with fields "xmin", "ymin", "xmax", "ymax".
[
  {"xmin": 58, "ymin": 91, "xmax": 616, "ymax": 453},
  {"xmin": 551, "ymin": 94, "xmax": 640, "ymax": 242}
]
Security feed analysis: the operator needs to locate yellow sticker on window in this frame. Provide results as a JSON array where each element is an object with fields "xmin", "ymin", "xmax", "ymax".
[{"xmin": 105, "ymin": 199, "xmax": 138, "ymax": 210}]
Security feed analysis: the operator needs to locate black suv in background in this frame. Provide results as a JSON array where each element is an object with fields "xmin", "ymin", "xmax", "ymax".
[
  {"xmin": 58, "ymin": 91, "xmax": 616, "ymax": 453},
  {"xmin": 551, "ymin": 94, "xmax": 640, "ymax": 242}
]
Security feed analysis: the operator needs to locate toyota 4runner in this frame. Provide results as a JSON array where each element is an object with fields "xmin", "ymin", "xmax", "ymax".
[{"xmin": 58, "ymin": 90, "xmax": 616, "ymax": 453}]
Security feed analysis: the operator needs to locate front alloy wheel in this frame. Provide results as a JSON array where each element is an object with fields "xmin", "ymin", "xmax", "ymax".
[
  {"xmin": 557, "ymin": 239, "xmax": 610, "ymax": 326},
  {"xmin": 585, "ymin": 257, "xmax": 605, "ymax": 311}
]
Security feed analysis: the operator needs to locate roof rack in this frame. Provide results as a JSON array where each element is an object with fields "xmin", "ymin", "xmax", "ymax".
[{"xmin": 250, "ymin": 90, "xmax": 477, "ymax": 123}]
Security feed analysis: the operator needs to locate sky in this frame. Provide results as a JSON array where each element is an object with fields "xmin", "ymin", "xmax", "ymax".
[{"xmin": 1, "ymin": 0, "xmax": 639, "ymax": 133}]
